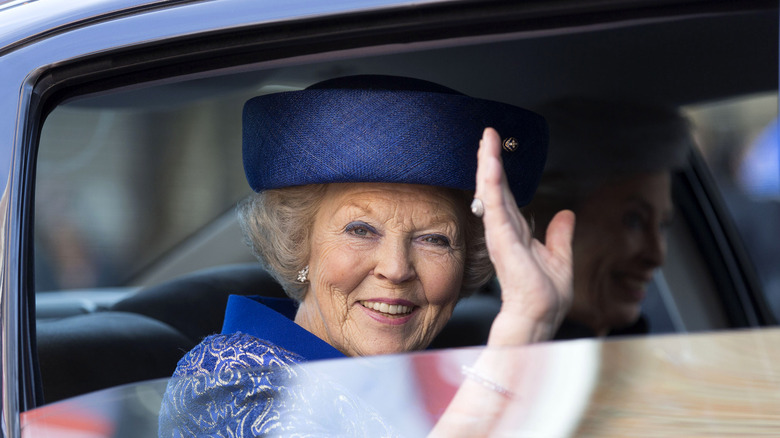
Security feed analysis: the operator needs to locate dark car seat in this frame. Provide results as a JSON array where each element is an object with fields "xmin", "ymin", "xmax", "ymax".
[
  {"xmin": 37, "ymin": 311, "xmax": 193, "ymax": 403},
  {"xmin": 110, "ymin": 263, "xmax": 287, "ymax": 344},
  {"xmin": 37, "ymin": 264, "xmax": 285, "ymax": 403}
]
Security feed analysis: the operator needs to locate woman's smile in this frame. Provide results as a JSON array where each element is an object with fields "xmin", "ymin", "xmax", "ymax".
[
  {"xmin": 359, "ymin": 300, "xmax": 415, "ymax": 316},
  {"xmin": 359, "ymin": 299, "xmax": 418, "ymax": 325},
  {"xmin": 611, "ymin": 272, "xmax": 649, "ymax": 301}
]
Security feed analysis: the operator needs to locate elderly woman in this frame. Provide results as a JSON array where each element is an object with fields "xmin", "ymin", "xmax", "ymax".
[
  {"xmin": 526, "ymin": 98, "xmax": 691, "ymax": 339},
  {"xmin": 159, "ymin": 75, "xmax": 574, "ymax": 436}
]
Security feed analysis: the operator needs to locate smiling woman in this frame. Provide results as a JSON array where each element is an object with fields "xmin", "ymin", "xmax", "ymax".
[
  {"xmin": 525, "ymin": 98, "xmax": 691, "ymax": 339},
  {"xmin": 298, "ymin": 183, "xmax": 470, "ymax": 356},
  {"xmin": 158, "ymin": 74, "xmax": 574, "ymax": 436}
]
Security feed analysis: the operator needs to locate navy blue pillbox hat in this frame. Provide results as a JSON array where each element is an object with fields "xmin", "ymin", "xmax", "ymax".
[{"xmin": 243, "ymin": 75, "xmax": 548, "ymax": 206}]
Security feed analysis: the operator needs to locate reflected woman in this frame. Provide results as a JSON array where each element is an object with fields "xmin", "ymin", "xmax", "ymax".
[{"xmin": 526, "ymin": 98, "xmax": 690, "ymax": 338}]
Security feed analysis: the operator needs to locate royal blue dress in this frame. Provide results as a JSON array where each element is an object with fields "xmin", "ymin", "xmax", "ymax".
[{"xmin": 158, "ymin": 295, "xmax": 395, "ymax": 437}]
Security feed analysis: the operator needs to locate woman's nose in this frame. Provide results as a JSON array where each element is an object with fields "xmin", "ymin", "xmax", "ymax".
[
  {"xmin": 641, "ymin": 229, "xmax": 667, "ymax": 268},
  {"xmin": 373, "ymin": 239, "xmax": 416, "ymax": 284}
]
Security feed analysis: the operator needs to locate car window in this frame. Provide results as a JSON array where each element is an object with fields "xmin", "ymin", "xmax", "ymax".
[
  {"xmin": 29, "ymin": 3, "xmax": 778, "ymax": 409},
  {"xmin": 36, "ymin": 92, "xmax": 253, "ymax": 292},
  {"xmin": 684, "ymin": 93, "xmax": 780, "ymax": 321}
]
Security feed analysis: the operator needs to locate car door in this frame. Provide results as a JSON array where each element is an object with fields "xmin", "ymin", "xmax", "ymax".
[{"xmin": 1, "ymin": 0, "xmax": 777, "ymax": 436}]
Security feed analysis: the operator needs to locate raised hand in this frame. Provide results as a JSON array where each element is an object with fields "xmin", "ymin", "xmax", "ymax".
[
  {"xmin": 475, "ymin": 127, "xmax": 575, "ymax": 345},
  {"xmin": 429, "ymin": 128, "xmax": 576, "ymax": 438}
]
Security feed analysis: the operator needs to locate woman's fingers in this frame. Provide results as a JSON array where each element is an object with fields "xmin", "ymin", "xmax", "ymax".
[
  {"xmin": 545, "ymin": 209, "xmax": 576, "ymax": 268},
  {"xmin": 476, "ymin": 127, "xmax": 574, "ymax": 343},
  {"xmin": 474, "ymin": 128, "xmax": 505, "ymax": 215},
  {"xmin": 475, "ymin": 128, "xmax": 532, "ymax": 258},
  {"xmin": 541, "ymin": 209, "xmax": 576, "ymax": 317},
  {"xmin": 476, "ymin": 127, "xmax": 540, "ymax": 299}
]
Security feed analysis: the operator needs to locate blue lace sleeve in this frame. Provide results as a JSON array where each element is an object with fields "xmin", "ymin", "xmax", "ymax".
[
  {"xmin": 158, "ymin": 332, "xmax": 305, "ymax": 437},
  {"xmin": 159, "ymin": 332, "xmax": 397, "ymax": 437}
]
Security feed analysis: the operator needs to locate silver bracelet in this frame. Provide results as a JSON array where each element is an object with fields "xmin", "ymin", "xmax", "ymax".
[{"xmin": 461, "ymin": 365, "xmax": 516, "ymax": 399}]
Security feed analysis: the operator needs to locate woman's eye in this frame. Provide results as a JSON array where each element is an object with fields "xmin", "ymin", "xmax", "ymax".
[
  {"xmin": 345, "ymin": 222, "xmax": 375, "ymax": 237},
  {"xmin": 421, "ymin": 234, "xmax": 451, "ymax": 246}
]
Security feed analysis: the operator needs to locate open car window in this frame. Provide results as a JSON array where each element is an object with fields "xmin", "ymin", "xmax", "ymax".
[
  {"xmin": 28, "ymin": 0, "xmax": 777, "ymax": 412},
  {"xmin": 684, "ymin": 94, "xmax": 780, "ymax": 322}
]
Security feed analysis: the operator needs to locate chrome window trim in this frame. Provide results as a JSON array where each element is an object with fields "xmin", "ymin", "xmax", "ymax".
[
  {"xmin": 654, "ymin": 270, "xmax": 688, "ymax": 333},
  {"xmin": 0, "ymin": 0, "xmax": 201, "ymax": 56},
  {"xmin": 0, "ymin": 0, "xmax": 422, "ymax": 56},
  {"xmin": 1, "ymin": 69, "xmax": 37, "ymax": 438}
]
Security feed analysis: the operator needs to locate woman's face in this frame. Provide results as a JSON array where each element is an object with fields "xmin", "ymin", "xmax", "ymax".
[
  {"xmin": 570, "ymin": 172, "xmax": 673, "ymax": 335},
  {"xmin": 295, "ymin": 183, "xmax": 467, "ymax": 356}
]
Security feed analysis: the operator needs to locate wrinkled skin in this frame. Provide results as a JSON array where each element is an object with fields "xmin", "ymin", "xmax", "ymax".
[{"xmin": 295, "ymin": 183, "xmax": 467, "ymax": 356}]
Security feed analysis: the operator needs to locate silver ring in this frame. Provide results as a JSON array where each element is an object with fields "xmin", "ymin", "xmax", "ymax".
[{"xmin": 470, "ymin": 198, "xmax": 484, "ymax": 218}]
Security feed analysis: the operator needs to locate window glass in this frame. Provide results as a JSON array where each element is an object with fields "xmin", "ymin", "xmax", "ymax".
[
  {"xmin": 684, "ymin": 93, "xmax": 780, "ymax": 320},
  {"xmin": 35, "ymin": 93, "xmax": 251, "ymax": 291}
]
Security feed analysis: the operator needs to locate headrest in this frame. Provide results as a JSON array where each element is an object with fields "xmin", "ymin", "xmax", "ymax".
[{"xmin": 243, "ymin": 75, "xmax": 548, "ymax": 206}]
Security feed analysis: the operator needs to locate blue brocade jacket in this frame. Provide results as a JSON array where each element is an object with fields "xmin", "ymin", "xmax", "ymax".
[{"xmin": 158, "ymin": 296, "xmax": 396, "ymax": 437}]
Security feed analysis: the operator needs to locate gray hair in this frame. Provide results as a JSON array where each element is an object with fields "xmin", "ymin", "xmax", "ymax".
[{"xmin": 238, "ymin": 184, "xmax": 493, "ymax": 301}]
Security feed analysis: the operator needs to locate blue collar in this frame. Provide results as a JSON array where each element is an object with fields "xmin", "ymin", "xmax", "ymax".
[{"xmin": 221, "ymin": 295, "xmax": 345, "ymax": 361}]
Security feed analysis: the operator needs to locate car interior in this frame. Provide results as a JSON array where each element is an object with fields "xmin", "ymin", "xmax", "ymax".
[{"xmin": 31, "ymin": 4, "xmax": 778, "ymax": 405}]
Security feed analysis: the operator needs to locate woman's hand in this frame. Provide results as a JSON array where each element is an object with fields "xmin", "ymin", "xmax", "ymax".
[
  {"xmin": 475, "ymin": 127, "xmax": 575, "ymax": 345},
  {"xmin": 429, "ymin": 128, "xmax": 575, "ymax": 438}
]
